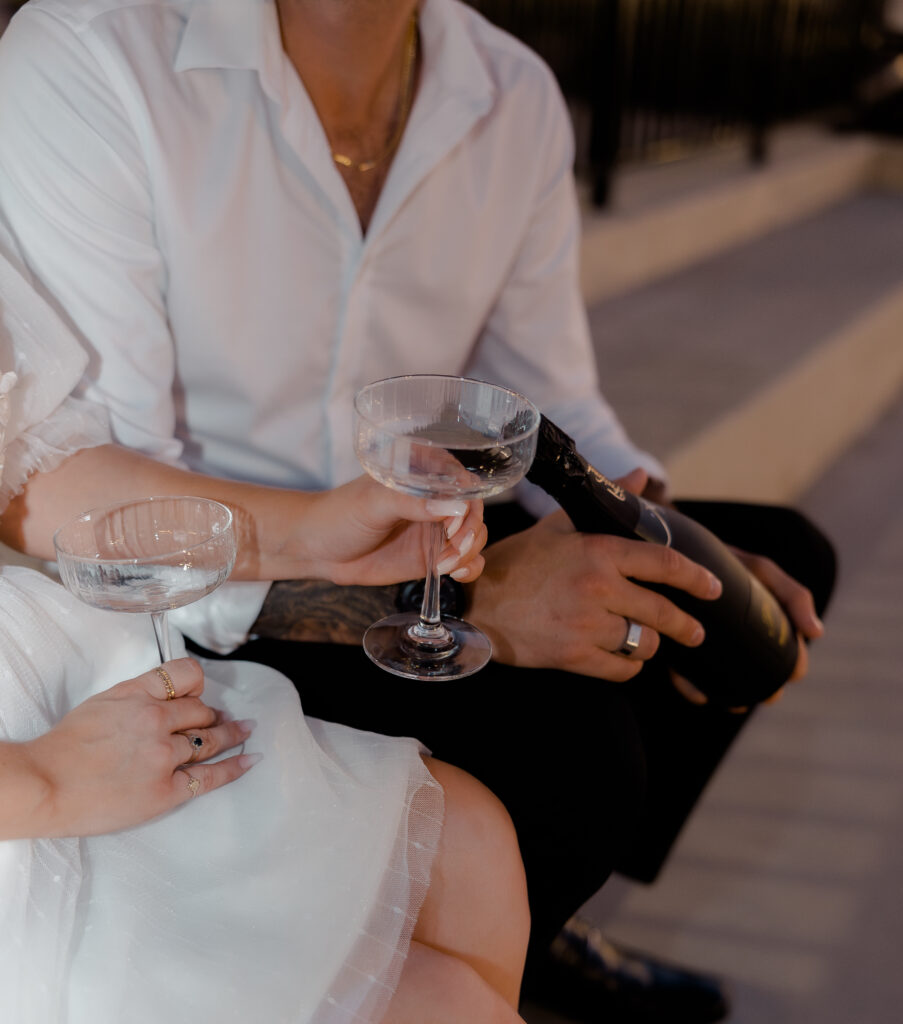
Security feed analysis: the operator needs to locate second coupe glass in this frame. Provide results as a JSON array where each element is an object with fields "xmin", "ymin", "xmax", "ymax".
[{"xmin": 353, "ymin": 374, "xmax": 540, "ymax": 680}]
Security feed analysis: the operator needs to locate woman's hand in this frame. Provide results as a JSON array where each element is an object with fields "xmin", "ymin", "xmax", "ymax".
[
  {"xmin": 282, "ymin": 475, "xmax": 488, "ymax": 587},
  {"xmin": 10, "ymin": 659, "xmax": 258, "ymax": 838}
]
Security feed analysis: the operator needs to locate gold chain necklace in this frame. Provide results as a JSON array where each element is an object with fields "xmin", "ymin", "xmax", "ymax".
[{"xmin": 332, "ymin": 13, "xmax": 418, "ymax": 174}]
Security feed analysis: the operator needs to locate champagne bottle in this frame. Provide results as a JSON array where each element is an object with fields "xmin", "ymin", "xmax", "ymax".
[{"xmin": 525, "ymin": 415, "xmax": 798, "ymax": 708}]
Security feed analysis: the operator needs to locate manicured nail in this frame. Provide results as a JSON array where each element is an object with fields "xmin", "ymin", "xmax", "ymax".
[
  {"xmin": 239, "ymin": 753, "xmax": 263, "ymax": 769},
  {"xmin": 436, "ymin": 553, "xmax": 459, "ymax": 575},
  {"xmin": 450, "ymin": 567, "xmax": 470, "ymax": 580},
  {"xmin": 707, "ymin": 574, "xmax": 722, "ymax": 598},
  {"xmin": 691, "ymin": 625, "xmax": 705, "ymax": 645},
  {"xmin": 445, "ymin": 514, "xmax": 465, "ymax": 540},
  {"xmin": 455, "ymin": 530, "xmax": 475, "ymax": 558},
  {"xmin": 235, "ymin": 718, "xmax": 256, "ymax": 735},
  {"xmin": 426, "ymin": 499, "xmax": 468, "ymax": 518}
]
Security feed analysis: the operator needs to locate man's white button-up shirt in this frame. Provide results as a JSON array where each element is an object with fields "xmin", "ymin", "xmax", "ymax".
[{"xmin": 0, "ymin": 0, "xmax": 663, "ymax": 650}]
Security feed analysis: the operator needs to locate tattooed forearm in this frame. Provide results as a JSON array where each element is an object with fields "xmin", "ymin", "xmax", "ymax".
[{"xmin": 251, "ymin": 579, "xmax": 399, "ymax": 644}]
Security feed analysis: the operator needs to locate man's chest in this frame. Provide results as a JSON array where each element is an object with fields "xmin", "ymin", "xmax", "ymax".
[{"xmin": 157, "ymin": 122, "xmax": 517, "ymax": 362}]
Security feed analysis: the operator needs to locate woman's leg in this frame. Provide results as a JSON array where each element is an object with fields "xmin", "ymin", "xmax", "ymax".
[
  {"xmin": 385, "ymin": 942, "xmax": 525, "ymax": 1024},
  {"xmin": 383, "ymin": 759, "xmax": 530, "ymax": 1023}
]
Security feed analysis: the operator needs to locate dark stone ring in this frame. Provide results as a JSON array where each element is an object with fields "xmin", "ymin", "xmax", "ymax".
[{"xmin": 184, "ymin": 732, "xmax": 204, "ymax": 763}]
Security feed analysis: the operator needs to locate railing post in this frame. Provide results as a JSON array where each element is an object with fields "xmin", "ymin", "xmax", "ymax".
[{"xmin": 588, "ymin": 0, "xmax": 622, "ymax": 206}]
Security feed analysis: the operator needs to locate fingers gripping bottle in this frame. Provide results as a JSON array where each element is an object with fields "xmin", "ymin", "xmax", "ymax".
[{"xmin": 525, "ymin": 416, "xmax": 797, "ymax": 708}]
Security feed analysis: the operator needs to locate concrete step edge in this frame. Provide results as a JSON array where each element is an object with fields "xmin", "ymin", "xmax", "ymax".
[
  {"xmin": 664, "ymin": 282, "xmax": 903, "ymax": 502},
  {"xmin": 580, "ymin": 135, "xmax": 884, "ymax": 305}
]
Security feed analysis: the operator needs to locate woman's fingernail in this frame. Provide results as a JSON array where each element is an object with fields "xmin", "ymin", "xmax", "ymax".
[
  {"xmin": 426, "ymin": 499, "xmax": 468, "ymax": 518},
  {"xmin": 438, "ymin": 552, "xmax": 464, "ymax": 577},
  {"xmin": 436, "ymin": 554, "xmax": 459, "ymax": 575},
  {"xmin": 235, "ymin": 718, "xmax": 256, "ymax": 734},
  {"xmin": 455, "ymin": 530, "xmax": 475, "ymax": 558},
  {"xmin": 691, "ymin": 625, "xmax": 705, "ymax": 645},
  {"xmin": 450, "ymin": 567, "xmax": 470, "ymax": 580},
  {"xmin": 708, "ymin": 574, "xmax": 722, "ymax": 598},
  {"xmin": 445, "ymin": 514, "xmax": 465, "ymax": 540},
  {"xmin": 239, "ymin": 753, "xmax": 263, "ymax": 770}
]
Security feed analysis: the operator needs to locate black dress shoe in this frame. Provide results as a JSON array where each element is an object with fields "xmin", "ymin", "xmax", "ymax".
[{"xmin": 523, "ymin": 917, "xmax": 730, "ymax": 1024}]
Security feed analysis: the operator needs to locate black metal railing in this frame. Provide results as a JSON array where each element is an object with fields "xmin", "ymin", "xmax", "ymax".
[{"xmin": 466, "ymin": 0, "xmax": 883, "ymax": 204}]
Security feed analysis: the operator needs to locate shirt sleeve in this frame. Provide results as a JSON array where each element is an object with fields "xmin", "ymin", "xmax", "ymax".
[
  {"xmin": 0, "ymin": 8, "xmax": 267, "ymax": 651},
  {"xmin": 0, "ymin": 7, "xmax": 181, "ymax": 459},
  {"xmin": 463, "ymin": 70, "xmax": 665, "ymax": 517}
]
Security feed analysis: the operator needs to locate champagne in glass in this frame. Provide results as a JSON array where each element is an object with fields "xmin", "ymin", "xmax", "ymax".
[
  {"xmin": 53, "ymin": 496, "xmax": 236, "ymax": 662},
  {"xmin": 353, "ymin": 374, "xmax": 540, "ymax": 680}
]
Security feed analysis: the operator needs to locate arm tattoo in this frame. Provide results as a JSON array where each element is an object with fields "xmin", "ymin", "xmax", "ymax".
[{"xmin": 251, "ymin": 579, "xmax": 399, "ymax": 645}]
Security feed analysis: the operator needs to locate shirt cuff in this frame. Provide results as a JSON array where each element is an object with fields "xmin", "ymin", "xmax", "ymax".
[{"xmin": 168, "ymin": 579, "xmax": 271, "ymax": 655}]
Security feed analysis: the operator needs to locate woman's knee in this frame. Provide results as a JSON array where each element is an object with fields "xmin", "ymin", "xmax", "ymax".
[
  {"xmin": 423, "ymin": 757, "xmax": 530, "ymax": 933},
  {"xmin": 428, "ymin": 759, "xmax": 525, "ymax": 872},
  {"xmin": 385, "ymin": 940, "xmax": 525, "ymax": 1024}
]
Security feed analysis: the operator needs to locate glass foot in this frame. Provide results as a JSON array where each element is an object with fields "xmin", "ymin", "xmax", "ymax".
[{"xmin": 363, "ymin": 612, "xmax": 492, "ymax": 681}]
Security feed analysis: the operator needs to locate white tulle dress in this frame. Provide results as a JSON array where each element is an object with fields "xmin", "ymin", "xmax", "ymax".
[{"xmin": 0, "ymin": 231, "xmax": 443, "ymax": 1024}]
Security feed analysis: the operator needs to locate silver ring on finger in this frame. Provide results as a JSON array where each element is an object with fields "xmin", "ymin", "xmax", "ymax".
[
  {"xmin": 183, "ymin": 732, "xmax": 205, "ymax": 764},
  {"xmin": 617, "ymin": 619, "xmax": 643, "ymax": 657}
]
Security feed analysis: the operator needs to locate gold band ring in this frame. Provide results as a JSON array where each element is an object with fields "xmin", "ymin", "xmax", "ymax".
[
  {"xmin": 155, "ymin": 665, "xmax": 176, "ymax": 700},
  {"xmin": 184, "ymin": 772, "xmax": 201, "ymax": 797}
]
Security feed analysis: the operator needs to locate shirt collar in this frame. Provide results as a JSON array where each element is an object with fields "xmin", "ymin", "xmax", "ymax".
[
  {"xmin": 173, "ymin": 0, "xmax": 496, "ymax": 109},
  {"xmin": 172, "ymin": 0, "xmax": 496, "ymax": 239},
  {"xmin": 366, "ymin": 0, "xmax": 494, "ymax": 239},
  {"xmin": 418, "ymin": 0, "xmax": 495, "ymax": 109},
  {"xmin": 173, "ymin": 0, "xmax": 277, "ymax": 73}
]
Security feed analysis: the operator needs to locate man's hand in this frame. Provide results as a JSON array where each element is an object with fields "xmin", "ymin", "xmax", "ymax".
[
  {"xmin": 467, "ymin": 508, "xmax": 723, "ymax": 681},
  {"xmin": 732, "ymin": 547, "xmax": 825, "ymax": 674},
  {"xmin": 636, "ymin": 472, "xmax": 826, "ymax": 709},
  {"xmin": 671, "ymin": 547, "xmax": 825, "ymax": 710}
]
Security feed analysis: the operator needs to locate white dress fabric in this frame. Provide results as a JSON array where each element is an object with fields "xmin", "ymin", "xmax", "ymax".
[{"xmin": 0, "ymin": 232, "xmax": 443, "ymax": 1023}]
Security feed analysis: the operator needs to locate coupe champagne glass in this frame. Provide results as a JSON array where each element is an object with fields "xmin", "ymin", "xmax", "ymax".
[
  {"xmin": 53, "ymin": 495, "xmax": 236, "ymax": 662},
  {"xmin": 353, "ymin": 374, "xmax": 540, "ymax": 680}
]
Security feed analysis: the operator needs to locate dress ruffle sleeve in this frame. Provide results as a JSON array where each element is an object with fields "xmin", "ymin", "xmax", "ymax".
[{"xmin": 0, "ymin": 227, "xmax": 110, "ymax": 514}]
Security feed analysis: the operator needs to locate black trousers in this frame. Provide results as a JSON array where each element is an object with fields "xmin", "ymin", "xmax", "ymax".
[{"xmin": 205, "ymin": 500, "xmax": 836, "ymax": 979}]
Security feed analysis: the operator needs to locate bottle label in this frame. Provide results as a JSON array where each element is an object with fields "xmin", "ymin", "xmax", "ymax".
[
  {"xmin": 751, "ymin": 574, "xmax": 791, "ymax": 644},
  {"xmin": 588, "ymin": 467, "xmax": 626, "ymax": 501}
]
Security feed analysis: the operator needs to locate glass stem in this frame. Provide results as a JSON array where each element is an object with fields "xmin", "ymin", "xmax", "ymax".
[
  {"xmin": 410, "ymin": 521, "xmax": 452, "ymax": 644},
  {"xmin": 151, "ymin": 610, "xmax": 173, "ymax": 663}
]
